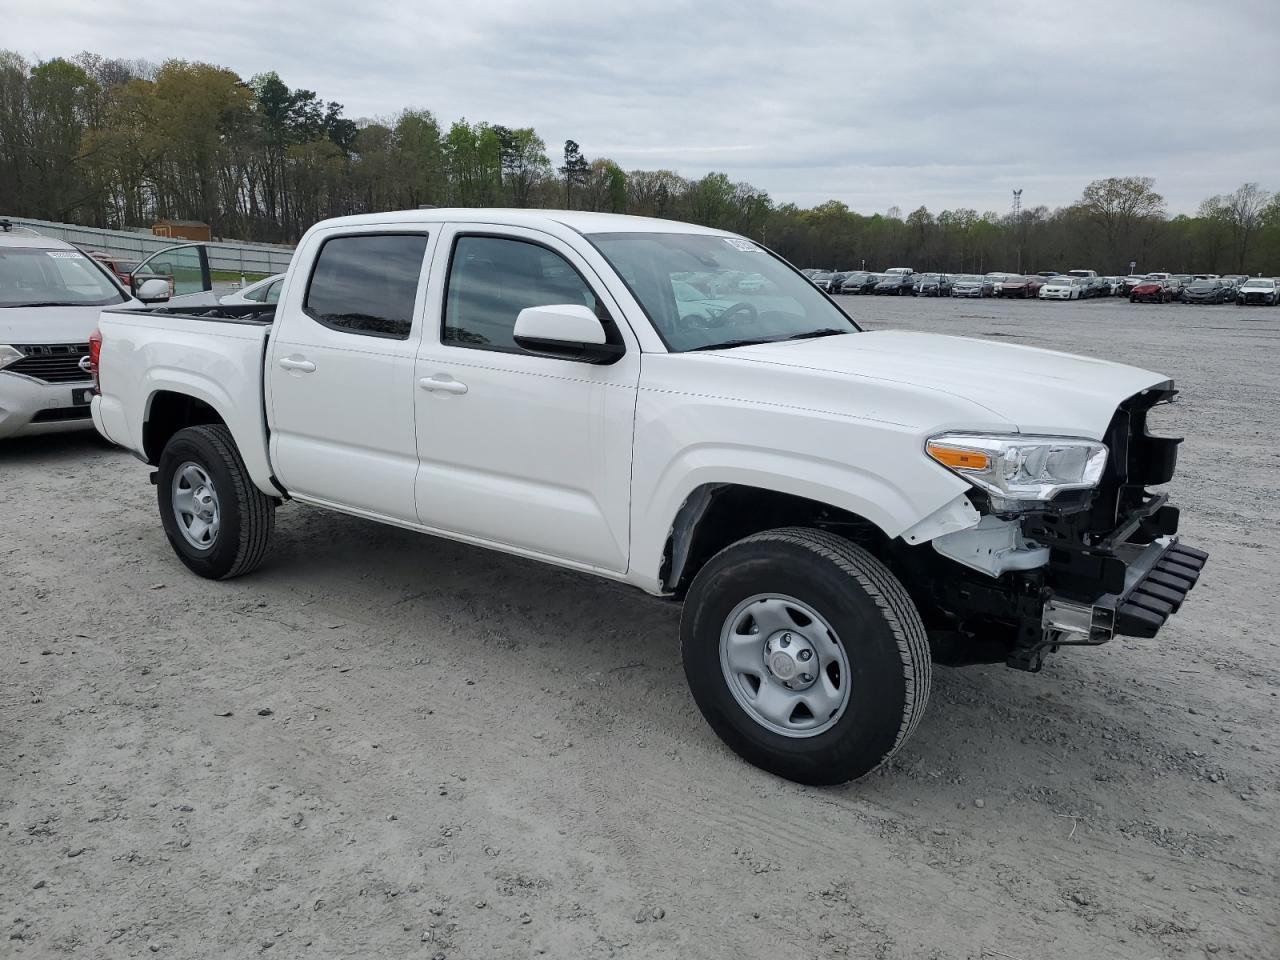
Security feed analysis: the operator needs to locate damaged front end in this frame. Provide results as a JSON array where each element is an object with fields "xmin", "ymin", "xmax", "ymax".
[{"xmin": 914, "ymin": 383, "xmax": 1208, "ymax": 672}]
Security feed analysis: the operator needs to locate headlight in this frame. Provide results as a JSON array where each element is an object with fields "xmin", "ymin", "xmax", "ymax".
[
  {"xmin": 0, "ymin": 345, "xmax": 24, "ymax": 371},
  {"xmin": 926, "ymin": 434, "xmax": 1108, "ymax": 507}
]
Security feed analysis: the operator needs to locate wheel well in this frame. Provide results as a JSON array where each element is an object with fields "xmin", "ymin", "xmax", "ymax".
[
  {"xmin": 143, "ymin": 392, "xmax": 225, "ymax": 464},
  {"xmin": 661, "ymin": 484, "xmax": 891, "ymax": 597}
]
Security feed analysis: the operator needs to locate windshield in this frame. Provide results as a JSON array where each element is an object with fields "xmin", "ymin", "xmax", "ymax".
[
  {"xmin": 1241, "ymin": 279, "xmax": 1273, "ymax": 288},
  {"xmin": 590, "ymin": 232, "xmax": 858, "ymax": 352},
  {"xmin": 0, "ymin": 246, "xmax": 127, "ymax": 308},
  {"xmin": 1189, "ymin": 281, "xmax": 1216, "ymax": 290},
  {"xmin": 1049, "ymin": 276, "xmax": 1075, "ymax": 284}
]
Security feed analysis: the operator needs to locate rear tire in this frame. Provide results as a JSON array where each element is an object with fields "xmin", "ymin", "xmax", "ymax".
[
  {"xmin": 157, "ymin": 424, "xmax": 275, "ymax": 580},
  {"xmin": 681, "ymin": 527, "xmax": 931, "ymax": 785}
]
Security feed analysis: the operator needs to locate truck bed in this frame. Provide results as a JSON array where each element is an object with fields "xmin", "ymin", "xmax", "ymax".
[
  {"xmin": 104, "ymin": 303, "xmax": 277, "ymax": 326},
  {"xmin": 93, "ymin": 303, "xmax": 277, "ymax": 495}
]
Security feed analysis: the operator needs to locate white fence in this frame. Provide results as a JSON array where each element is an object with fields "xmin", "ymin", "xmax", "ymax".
[{"xmin": 1, "ymin": 215, "xmax": 295, "ymax": 275}]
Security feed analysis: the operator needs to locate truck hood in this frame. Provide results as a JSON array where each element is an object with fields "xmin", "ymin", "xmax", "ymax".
[
  {"xmin": 0, "ymin": 302, "xmax": 132, "ymax": 344},
  {"xmin": 711, "ymin": 330, "xmax": 1168, "ymax": 438}
]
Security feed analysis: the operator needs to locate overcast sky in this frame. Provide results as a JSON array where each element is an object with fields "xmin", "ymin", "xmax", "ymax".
[{"xmin": 8, "ymin": 0, "xmax": 1279, "ymax": 215}]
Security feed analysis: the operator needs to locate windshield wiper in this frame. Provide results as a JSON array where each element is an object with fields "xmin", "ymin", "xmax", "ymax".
[
  {"xmin": 688, "ymin": 328, "xmax": 854, "ymax": 352},
  {"xmin": 686, "ymin": 337, "xmax": 780, "ymax": 352},
  {"xmin": 781, "ymin": 328, "xmax": 851, "ymax": 341},
  {"xmin": 1, "ymin": 301, "xmax": 82, "ymax": 308}
]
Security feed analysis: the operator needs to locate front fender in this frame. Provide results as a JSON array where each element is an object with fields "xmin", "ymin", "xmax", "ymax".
[{"xmin": 630, "ymin": 440, "xmax": 972, "ymax": 594}]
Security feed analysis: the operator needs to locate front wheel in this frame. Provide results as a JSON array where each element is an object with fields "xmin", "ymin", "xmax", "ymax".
[
  {"xmin": 681, "ymin": 527, "xmax": 931, "ymax": 785},
  {"xmin": 157, "ymin": 424, "xmax": 276, "ymax": 579}
]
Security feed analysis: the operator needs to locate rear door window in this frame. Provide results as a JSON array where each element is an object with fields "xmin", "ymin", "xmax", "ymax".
[{"xmin": 304, "ymin": 234, "xmax": 429, "ymax": 339}]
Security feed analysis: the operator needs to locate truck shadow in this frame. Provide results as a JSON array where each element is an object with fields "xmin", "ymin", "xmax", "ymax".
[{"xmin": 254, "ymin": 501, "xmax": 1156, "ymax": 799}]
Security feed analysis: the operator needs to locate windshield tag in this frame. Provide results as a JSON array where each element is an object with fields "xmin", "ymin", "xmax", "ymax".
[
  {"xmin": 723, "ymin": 238, "xmax": 761, "ymax": 252},
  {"xmin": 45, "ymin": 250, "xmax": 83, "ymax": 259}
]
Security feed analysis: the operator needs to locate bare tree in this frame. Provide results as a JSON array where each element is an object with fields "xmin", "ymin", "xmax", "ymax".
[{"xmin": 1204, "ymin": 183, "xmax": 1273, "ymax": 273}]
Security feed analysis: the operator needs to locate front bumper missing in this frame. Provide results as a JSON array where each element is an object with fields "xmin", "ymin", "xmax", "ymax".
[
  {"xmin": 1028, "ymin": 537, "xmax": 1207, "ymax": 667},
  {"xmin": 1108, "ymin": 538, "xmax": 1208, "ymax": 638}
]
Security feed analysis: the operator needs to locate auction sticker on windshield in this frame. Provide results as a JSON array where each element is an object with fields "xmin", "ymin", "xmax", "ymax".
[{"xmin": 723, "ymin": 238, "xmax": 762, "ymax": 252}]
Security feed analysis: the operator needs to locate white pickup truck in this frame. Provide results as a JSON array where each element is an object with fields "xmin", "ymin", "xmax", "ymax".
[{"xmin": 90, "ymin": 209, "xmax": 1206, "ymax": 784}]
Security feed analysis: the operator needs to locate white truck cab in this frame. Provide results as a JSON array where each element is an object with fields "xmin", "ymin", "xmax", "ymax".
[{"xmin": 88, "ymin": 209, "xmax": 1207, "ymax": 784}]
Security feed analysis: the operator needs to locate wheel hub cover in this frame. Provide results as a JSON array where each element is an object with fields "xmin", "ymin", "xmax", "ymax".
[{"xmin": 763, "ymin": 632, "xmax": 817, "ymax": 690}]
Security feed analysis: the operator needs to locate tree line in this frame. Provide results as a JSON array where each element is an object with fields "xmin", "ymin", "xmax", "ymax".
[{"xmin": 2, "ymin": 50, "xmax": 1277, "ymax": 275}]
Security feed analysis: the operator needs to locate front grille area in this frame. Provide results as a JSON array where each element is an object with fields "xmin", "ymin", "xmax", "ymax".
[
  {"xmin": 6, "ymin": 343, "xmax": 90, "ymax": 383},
  {"xmin": 31, "ymin": 406, "xmax": 92, "ymax": 423},
  {"xmin": 1023, "ymin": 385, "xmax": 1183, "ymax": 597}
]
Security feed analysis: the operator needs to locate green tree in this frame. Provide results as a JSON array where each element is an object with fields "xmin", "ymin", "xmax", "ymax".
[
  {"xmin": 559, "ymin": 139, "xmax": 590, "ymax": 208},
  {"xmin": 1077, "ymin": 176, "xmax": 1166, "ymax": 271}
]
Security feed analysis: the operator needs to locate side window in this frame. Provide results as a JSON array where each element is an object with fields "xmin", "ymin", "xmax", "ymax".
[
  {"xmin": 443, "ymin": 236, "xmax": 598, "ymax": 353},
  {"xmin": 265, "ymin": 279, "xmax": 283, "ymax": 304},
  {"xmin": 304, "ymin": 234, "xmax": 428, "ymax": 339},
  {"xmin": 243, "ymin": 282, "xmax": 268, "ymax": 303}
]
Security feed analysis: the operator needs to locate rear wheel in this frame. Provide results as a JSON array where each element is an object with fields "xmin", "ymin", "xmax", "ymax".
[
  {"xmin": 157, "ymin": 424, "xmax": 275, "ymax": 579},
  {"xmin": 681, "ymin": 527, "xmax": 931, "ymax": 785}
]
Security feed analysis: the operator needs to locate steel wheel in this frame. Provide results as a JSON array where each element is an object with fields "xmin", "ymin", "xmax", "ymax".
[
  {"xmin": 171, "ymin": 461, "xmax": 220, "ymax": 550},
  {"xmin": 719, "ymin": 593, "xmax": 852, "ymax": 738}
]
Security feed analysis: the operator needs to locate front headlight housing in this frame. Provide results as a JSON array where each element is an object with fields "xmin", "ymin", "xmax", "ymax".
[
  {"xmin": 0, "ymin": 344, "xmax": 24, "ymax": 371},
  {"xmin": 927, "ymin": 434, "xmax": 1108, "ymax": 508}
]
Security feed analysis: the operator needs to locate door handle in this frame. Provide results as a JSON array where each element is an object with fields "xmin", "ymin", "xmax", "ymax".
[
  {"xmin": 418, "ymin": 376, "xmax": 468, "ymax": 395},
  {"xmin": 278, "ymin": 357, "xmax": 316, "ymax": 373}
]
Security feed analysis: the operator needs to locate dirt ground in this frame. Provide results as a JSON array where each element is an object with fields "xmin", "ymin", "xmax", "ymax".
[{"xmin": 2, "ymin": 296, "xmax": 1277, "ymax": 960}]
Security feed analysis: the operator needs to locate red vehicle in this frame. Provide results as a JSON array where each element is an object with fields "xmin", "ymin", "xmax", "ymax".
[
  {"xmin": 87, "ymin": 251, "xmax": 144, "ymax": 287},
  {"xmin": 995, "ymin": 275, "xmax": 1040, "ymax": 299},
  {"xmin": 1130, "ymin": 279, "xmax": 1171, "ymax": 304}
]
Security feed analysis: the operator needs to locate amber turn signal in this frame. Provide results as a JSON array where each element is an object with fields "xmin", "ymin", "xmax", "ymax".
[{"xmin": 926, "ymin": 442, "xmax": 990, "ymax": 471}]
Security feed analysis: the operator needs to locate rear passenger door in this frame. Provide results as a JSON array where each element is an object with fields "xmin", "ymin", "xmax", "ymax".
[
  {"xmin": 266, "ymin": 228, "xmax": 436, "ymax": 522},
  {"xmin": 412, "ymin": 224, "xmax": 640, "ymax": 573}
]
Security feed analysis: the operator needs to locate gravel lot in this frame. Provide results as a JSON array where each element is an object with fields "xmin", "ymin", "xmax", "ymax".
[{"xmin": 2, "ymin": 297, "xmax": 1277, "ymax": 959}]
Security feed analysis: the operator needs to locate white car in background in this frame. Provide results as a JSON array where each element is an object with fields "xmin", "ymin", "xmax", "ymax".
[
  {"xmin": 220, "ymin": 273, "xmax": 285, "ymax": 306},
  {"xmin": 985, "ymin": 272, "xmax": 1018, "ymax": 294},
  {"xmin": 1038, "ymin": 276, "xmax": 1083, "ymax": 300}
]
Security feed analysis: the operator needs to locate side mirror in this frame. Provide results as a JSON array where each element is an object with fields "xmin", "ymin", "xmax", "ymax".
[
  {"xmin": 135, "ymin": 278, "xmax": 171, "ymax": 303},
  {"xmin": 513, "ymin": 304, "xmax": 624, "ymax": 364}
]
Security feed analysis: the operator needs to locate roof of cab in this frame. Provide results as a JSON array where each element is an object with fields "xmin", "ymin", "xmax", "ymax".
[{"xmin": 306, "ymin": 208, "xmax": 734, "ymax": 237}]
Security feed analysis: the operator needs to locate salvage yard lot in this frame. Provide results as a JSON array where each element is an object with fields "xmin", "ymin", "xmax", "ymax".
[{"xmin": 2, "ymin": 297, "xmax": 1277, "ymax": 959}]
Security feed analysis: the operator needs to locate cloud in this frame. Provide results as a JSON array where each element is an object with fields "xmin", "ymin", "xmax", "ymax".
[{"xmin": 6, "ymin": 0, "xmax": 1278, "ymax": 214}]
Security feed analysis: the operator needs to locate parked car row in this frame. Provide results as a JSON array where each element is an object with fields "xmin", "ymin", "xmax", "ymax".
[
  {"xmin": 803, "ymin": 266, "xmax": 1277, "ymax": 306},
  {"xmin": 1128, "ymin": 274, "xmax": 1277, "ymax": 306}
]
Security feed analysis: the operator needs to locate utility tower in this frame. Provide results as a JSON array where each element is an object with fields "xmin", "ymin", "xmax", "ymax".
[{"xmin": 1012, "ymin": 189, "xmax": 1023, "ymax": 273}]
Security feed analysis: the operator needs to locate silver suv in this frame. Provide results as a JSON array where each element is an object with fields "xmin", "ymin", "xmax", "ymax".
[{"xmin": 0, "ymin": 222, "xmax": 135, "ymax": 438}]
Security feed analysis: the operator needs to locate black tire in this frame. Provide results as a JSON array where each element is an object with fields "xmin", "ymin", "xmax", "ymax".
[
  {"xmin": 157, "ymin": 424, "xmax": 275, "ymax": 580},
  {"xmin": 681, "ymin": 527, "xmax": 931, "ymax": 785}
]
